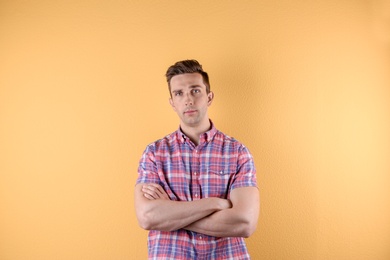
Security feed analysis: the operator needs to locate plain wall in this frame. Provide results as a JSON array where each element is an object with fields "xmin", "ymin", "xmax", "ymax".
[{"xmin": 1, "ymin": 0, "xmax": 390, "ymax": 259}]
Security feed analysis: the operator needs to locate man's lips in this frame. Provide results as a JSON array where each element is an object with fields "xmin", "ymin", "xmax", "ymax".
[{"xmin": 184, "ymin": 109, "xmax": 197, "ymax": 114}]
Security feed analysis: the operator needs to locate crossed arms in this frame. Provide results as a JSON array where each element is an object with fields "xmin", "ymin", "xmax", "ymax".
[{"xmin": 134, "ymin": 183, "xmax": 259, "ymax": 238}]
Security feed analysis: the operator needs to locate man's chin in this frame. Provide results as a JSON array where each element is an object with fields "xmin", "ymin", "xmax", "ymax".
[{"xmin": 182, "ymin": 119, "xmax": 200, "ymax": 127}]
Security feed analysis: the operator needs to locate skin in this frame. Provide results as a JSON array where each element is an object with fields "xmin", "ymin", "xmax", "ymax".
[
  {"xmin": 168, "ymin": 73, "xmax": 214, "ymax": 145},
  {"xmin": 135, "ymin": 72, "xmax": 260, "ymax": 237}
]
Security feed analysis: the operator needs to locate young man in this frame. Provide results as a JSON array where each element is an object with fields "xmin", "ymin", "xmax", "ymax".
[{"xmin": 135, "ymin": 60, "xmax": 259, "ymax": 259}]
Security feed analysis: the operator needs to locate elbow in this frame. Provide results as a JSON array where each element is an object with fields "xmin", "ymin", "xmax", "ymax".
[
  {"xmin": 137, "ymin": 211, "xmax": 175, "ymax": 231},
  {"xmin": 241, "ymin": 222, "xmax": 257, "ymax": 238},
  {"xmin": 137, "ymin": 216, "xmax": 151, "ymax": 230},
  {"xmin": 239, "ymin": 207, "xmax": 259, "ymax": 238},
  {"xmin": 237, "ymin": 217, "xmax": 258, "ymax": 238},
  {"xmin": 138, "ymin": 221, "xmax": 152, "ymax": 231},
  {"xmin": 136, "ymin": 210, "xmax": 154, "ymax": 230}
]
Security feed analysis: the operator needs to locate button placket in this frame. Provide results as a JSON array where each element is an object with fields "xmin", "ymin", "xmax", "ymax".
[{"xmin": 191, "ymin": 147, "xmax": 201, "ymax": 200}]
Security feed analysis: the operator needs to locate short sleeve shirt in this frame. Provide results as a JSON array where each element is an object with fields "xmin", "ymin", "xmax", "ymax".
[{"xmin": 137, "ymin": 122, "xmax": 257, "ymax": 260}]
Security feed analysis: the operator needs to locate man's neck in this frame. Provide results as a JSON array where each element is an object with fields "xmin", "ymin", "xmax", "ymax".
[{"xmin": 180, "ymin": 120, "xmax": 211, "ymax": 146}]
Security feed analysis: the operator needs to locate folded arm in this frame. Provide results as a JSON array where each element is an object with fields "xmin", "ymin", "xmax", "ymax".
[
  {"xmin": 185, "ymin": 186, "xmax": 260, "ymax": 237},
  {"xmin": 134, "ymin": 183, "xmax": 231, "ymax": 231},
  {"xmin": 140, "ymin": 184, "xmax": 260, "ymax": 238}
]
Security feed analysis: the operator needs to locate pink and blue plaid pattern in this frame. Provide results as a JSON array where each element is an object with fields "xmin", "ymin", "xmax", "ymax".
[{"xmin": 137, "ymin": 122, "xmax": 257, "ymax": 259}]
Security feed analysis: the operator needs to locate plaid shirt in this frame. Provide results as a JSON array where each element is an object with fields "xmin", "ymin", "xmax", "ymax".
[{"xmin": 137, "ymin": 122, "xmax": 257, "ymax": 260}]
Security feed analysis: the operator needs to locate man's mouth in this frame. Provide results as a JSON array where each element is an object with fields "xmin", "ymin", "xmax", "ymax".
[{"xmin": 184, "ymin": 109, "xmax": 197, "ymax": 114}]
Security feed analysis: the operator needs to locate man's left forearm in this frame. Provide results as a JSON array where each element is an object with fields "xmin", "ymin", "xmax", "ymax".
[
  {"xmin": 184, "ymin": 207, "xmax": 256, "ymax": 237},
  {"xmin": 185, "ymin": 187, "xmax": 259, "ymax": 238}
]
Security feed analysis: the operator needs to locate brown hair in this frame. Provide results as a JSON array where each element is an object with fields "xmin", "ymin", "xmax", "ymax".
[{"xmin": 165, "ymin": 60, "xmax": 210, "ymax": 95}]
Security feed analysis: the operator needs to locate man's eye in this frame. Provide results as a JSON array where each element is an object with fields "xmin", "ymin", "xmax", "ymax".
[
  {"xmin": 175, "ymin": 92, "xmax": 182, "ymax": 96},
  {"xmin": 192, "ymin": 89, "xmax": 200, "ymax": 94}
]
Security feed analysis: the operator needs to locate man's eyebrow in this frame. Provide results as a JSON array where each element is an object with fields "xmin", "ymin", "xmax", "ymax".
[
  {"xmin": 172, "ymin": 85, "xmax": 200, "ymax": 93},
  {"xmin": 171, "ymin": 89, "xmax": 182, "ymax": 94}
]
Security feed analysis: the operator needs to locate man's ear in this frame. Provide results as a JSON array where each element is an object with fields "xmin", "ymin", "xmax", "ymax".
[
  {"xmin": 207, "ymin": 91, "xmax": 214, "ymax": 106},
  {"xmin": 169, "ymin": 98, "xmax": 176, "ymax": 111}
]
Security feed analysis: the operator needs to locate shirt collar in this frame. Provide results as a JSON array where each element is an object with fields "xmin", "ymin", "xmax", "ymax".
[{"xmin": 177, "ymin": 120, "xmax": 217, "ymax": 144}]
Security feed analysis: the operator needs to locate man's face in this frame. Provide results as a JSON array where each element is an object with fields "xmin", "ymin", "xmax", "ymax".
[{"xmin": 169, "ymin": 73, "xmax": 214, "ymax": 129}]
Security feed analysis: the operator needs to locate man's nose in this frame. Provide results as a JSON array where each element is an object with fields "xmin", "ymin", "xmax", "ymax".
[{"xmin": 185, "ymin": 93, "xmax": 194, "ymax": 106}]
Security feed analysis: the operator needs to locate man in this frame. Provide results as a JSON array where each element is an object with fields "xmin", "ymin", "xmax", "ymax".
[{"xmin": 135, "ymin": 60, "xmax": 259, "ymax": 259}]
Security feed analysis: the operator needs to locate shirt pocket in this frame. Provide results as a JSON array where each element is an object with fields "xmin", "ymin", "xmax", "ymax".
[{"xmin": 199, "ymin": 163, "xmax": 237, "ymax": 198}]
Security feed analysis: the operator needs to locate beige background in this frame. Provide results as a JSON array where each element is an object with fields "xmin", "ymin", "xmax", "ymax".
[{"xmin": 1, "ymin": 0, "xmax": 390, "ymax": 259}]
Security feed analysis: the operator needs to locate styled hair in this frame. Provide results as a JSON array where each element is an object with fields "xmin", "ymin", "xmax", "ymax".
[{"xmin": 165, "ymin": 59, "xmax": 210, "ymax": 95}]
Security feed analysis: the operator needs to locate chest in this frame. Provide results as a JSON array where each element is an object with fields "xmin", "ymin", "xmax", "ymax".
[{"xmin": 154, "ymin": 143, "xmax": 239, "ymax": 199}]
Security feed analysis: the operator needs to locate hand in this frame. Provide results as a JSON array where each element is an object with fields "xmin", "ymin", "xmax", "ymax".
[
  {"xmin": 142, "ymin": 183, "xmax": 170, "ymax": 200},
  {"xmin": 219, "ymin": 198, "xmax": 232, "ymax": 210}
]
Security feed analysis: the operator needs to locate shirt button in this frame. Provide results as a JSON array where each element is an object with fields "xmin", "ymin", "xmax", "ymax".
[
  {"xmin": 199, "ymin": 236, "xmax": 202, "ymax": 239},
  {"xmin": 195, "ymin": 194, "xmax": 198, "ymax": 197},
  {"xmin": 194, "ymin": 172, "xmax": 197, "ymax": 175}
]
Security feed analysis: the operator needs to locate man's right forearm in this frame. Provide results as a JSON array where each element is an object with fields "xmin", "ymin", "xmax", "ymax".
[{"xmin": 135, "ymin": 183, "xmax": 231, "ymax": 231}]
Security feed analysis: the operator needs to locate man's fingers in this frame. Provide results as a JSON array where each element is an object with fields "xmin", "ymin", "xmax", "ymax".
[
  {"xmin": 149, "ymin": 184, "xmax": 169, "ymax": 199},
  {"xmin": 142, "ymin": 184, "xmax": 169, "ymax": 200},
  {"xmin": 143, "ymin": 193, "xmax": 155, "ymax": 200},
  {"xmin": 142, "ymin": 185, "xmax": 161, "ymax": 199},
  {"xmin": 143, "ymin": 185, "xmax": 161, "ymax": 194},
  {"xmin": 148, "ymin": 184, "xmax": 165, "ymax": 195}
]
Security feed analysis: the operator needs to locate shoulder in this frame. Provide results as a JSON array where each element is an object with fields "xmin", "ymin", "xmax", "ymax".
[
  {"xmin": 144, "ymin": 130, "xmax": 178, "ymax": 153},
  {"xmin": 213, "ymin": 129, "xmax": 253, "ymax": 156},
  {"xmin": 214, "ymin": 130, "xmax": 245, "ymax": 147}
]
